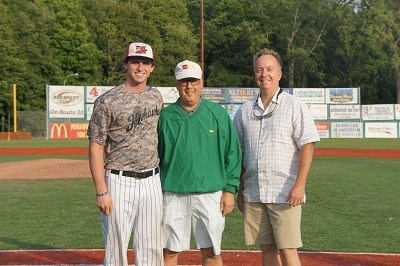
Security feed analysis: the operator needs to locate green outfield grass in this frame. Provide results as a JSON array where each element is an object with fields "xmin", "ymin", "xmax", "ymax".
[
  {"xmin": 0, "ymin": 139, "xmax": 88, "ymax": 148},
  {"xmin": 0, "ymin": 138, "xmax": 399, "ymax": 149},
  {"xmin": 0, "ymin": 156, "xmax": 399, "ymax": 253},
  {"xmin": 0, "ymin": 155, "xmax": 87, "ymax": 163}
]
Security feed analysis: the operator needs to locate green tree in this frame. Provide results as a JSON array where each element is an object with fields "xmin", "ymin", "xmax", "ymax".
[
  {"xmin": 45, "ymin": 0, "xmax": 103, "ymax": 85},
  {"xmin": 131, "ymin": 0, "xmax": 198, "ymax": 86},
  {"xmin": 324, "ymin": 0, "xmax": 397, "ymax": 103},
  {"xmin": 187, "ymin": 0, "xmax": 269, "ymax": 87},
  {"xmin": 5, "ymin": 0, "xmax": 58, "ymax": 111}
]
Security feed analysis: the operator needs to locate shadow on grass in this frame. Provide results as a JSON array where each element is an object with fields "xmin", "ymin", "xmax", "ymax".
[{"xmin": 0, "ymin": 236, "xmax": 57, "ymax": 250}]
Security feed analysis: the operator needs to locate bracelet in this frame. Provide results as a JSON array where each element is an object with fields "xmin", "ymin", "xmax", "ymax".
[{"xmin": 96, "ymin": 191, "xmax": 109, "ymax": 197}]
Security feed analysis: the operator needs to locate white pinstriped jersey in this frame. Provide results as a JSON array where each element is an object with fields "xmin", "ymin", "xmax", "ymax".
[{"xmin": 233, "ymin": 90, "xmax": 320, "ymax": 203}]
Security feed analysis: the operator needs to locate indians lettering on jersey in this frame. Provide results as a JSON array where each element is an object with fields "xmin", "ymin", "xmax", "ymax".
[{"xmin": 126, "ymin": 105, "xmax": 160, "ymax": 132}]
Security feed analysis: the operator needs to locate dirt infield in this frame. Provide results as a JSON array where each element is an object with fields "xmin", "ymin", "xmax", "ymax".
[
  {"xmin": 1, "ymin": 147, "xmax": 399, "ymax": 180},
  {"xmin": 0, "ymin": 249, "xmax": 399, "ymax": 265},
  {"xmin": 0, "ymin": 159, "xmax": 90, "ymax": 179},
  {"xmin": 1, "ymin": 147, "xmax": 399, "ymax": 265}
]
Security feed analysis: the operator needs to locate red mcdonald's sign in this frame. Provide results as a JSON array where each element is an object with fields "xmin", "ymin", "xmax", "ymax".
[{"xmin": 50, "ymin": 123, "xmax": 69, "ymax": 139}]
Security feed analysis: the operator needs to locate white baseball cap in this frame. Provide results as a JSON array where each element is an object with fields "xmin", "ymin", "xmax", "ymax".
[
  {"xmin": 125, "ymin": 42, "xmax": 154, "ymax": 60},
  {"xmin": 175, "ymin": 60, "xmax": 202, "ymax": 80}
]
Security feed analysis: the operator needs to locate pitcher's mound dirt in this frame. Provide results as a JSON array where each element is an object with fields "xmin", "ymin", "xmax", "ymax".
[{"xmin": 1, "ymin": 159, "xmax": 91, "ymax": 179}]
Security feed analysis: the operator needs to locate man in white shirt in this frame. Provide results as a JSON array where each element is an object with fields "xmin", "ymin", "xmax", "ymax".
[{"xmin": 233, "ymin": 48, "xmax": 320, "ymax": 266}]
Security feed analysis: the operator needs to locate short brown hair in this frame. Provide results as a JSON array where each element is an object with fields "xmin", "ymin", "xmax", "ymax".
[{"xmin": 253, "ymin": 48, "xmax": 282, "ymax": 70}]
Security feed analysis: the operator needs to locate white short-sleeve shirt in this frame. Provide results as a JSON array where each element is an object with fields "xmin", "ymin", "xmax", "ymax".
[{"xmin": 233, "ymin": 90, "xmax": 320, "ymax": 203}]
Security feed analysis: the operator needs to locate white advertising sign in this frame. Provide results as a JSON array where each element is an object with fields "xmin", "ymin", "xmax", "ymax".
[
  {"xmin": 365, "ymin": 122, "xmax": 398, "ymax": 138},
  {"xmin": 156, "ymin": 87, "xmax": 179, "ymax": 104},
  {"xmin": 48, "ymin": 86, "xmax": 85, "ymax": 118},
  {"xmin": 331, "ymin": 122, "xmax": 363, "ymax": 138},
  {"xmin": 86, "ymin": 104, "xmax": 94, "ymax": 121},
  {"xmin": 395, "ymin": 104, "xmax": 400, "ymax": 120},
  {"xmin": 293, "ymin": 88, "xmax": 325, "ymax": 103},
  {"xmin": 362, "ymin": 105, "xmax": 394, "ymax": 120},
  {"xmin": 326, "ymin": 88, "xmax": 359, "ymax": 104},
  {"xmin": 86, "ymin": 86, "xmax": 114, "ymax": 103},
  {"xmin": 307, "ymin": 104, "xmax": 327, "ymax": 120},
  {"xmin": 315, "ymin": 122, "xmax": 329, "ymax": 138},
  {"xmin": 329, "ymin": 105, "xmax": 361, "ymax": 120}
]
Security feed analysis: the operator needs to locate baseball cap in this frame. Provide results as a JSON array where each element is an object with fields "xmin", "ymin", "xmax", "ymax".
[
  {"xmin": 175, "ymin": 60, "xmax": 202, "ymax": 80},
  {"xmin": 125, "ymin": 42, "xmax": 154, "ymax": 60}
]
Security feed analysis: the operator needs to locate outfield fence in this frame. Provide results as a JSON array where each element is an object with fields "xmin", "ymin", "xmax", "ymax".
[{"xmin": 3, "ymin": 86, "xmax": 399, "ymax": 139}]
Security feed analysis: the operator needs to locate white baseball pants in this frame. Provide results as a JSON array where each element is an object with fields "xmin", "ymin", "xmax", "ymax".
[{"xmin": 101, "ymin": 169, "xmax": 163, "ymax": 266}]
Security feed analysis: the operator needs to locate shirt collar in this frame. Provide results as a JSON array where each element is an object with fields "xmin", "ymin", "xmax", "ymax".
[
  {"xmin": 178, "ymin": 96, "xmax": 202, "ymax": 115},
  {"xmin": 255, "ymin": 88, "xmax": 283, "ymax": 108}
]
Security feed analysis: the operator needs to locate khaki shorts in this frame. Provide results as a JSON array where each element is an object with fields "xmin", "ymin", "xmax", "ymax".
[
  {"xmin": 162, "ymin": 191, "xmax": 224, "ymax": 255},
  {"xmin": 243, "ymin": 202, "xmax": 302, "ymax": 249}
]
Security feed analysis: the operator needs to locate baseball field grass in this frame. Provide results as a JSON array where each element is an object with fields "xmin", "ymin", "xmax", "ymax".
[
  {"xmin": 0, "ymin": 138, "xmax": 399, "ymax": 253},
  {"xmin": 1, "ymin": 138, "xmax": 400, "ymax": 149}
]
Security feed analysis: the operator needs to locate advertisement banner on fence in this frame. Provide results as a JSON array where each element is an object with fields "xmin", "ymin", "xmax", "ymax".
[
  {"xmin": 49, "ymin": 122, "xmax": 89, "ymax": 139},
  {"xmin": 395, "ymin": 104, "xmax": 400, "ymax": 120},
  {"xmin": 294, "ymin": 88, "xmax": 325, "ymax": 103},
  {"xmin": 331, "ymin": 122, "xmax": 363, "ymax": 138},
  {"xmin": 329, "ymin": 105, "xmax": 361, "ymax": 120},
  {"xmin": 48, "ymin": 86, "xmax": 85, "ymax": 118},
  {"xmin": 86, "ymin": 86, "xmax": 114, "ymax": 103},
  {"xmin": 362, "ymin": 104, "xmax": 394, "ymax": 120},
  {"xmin": 86, "ymin": 104, "xmax": 94, "ymax": 121},
  {"xmin": 326, "ymin": 88, "xmax": 358, "ymax": 104},
  {"xmin": 225, "ymin": 104, "xmax": 241, "ymax": 120},
  {"xmin": 315, "ymin": 122, "xmax": 329, "ymax": 138},
  {"xmin": 156, "ymin": 87, "xmax": 179, "ymax": 104},
  {"xmin": 307, "ymin": 104, "xmax": 327, "ymax": 120},
  {"xmin": 225, "ymin": 88, "xmax": 258, "ymax": 103},
  {"xmin": 201, "ymin": 88, "xmax": 226, "ymax": 103},
  {"xmin": 365, "ymin": 122, "xmax": 398, "ymax": 138}
]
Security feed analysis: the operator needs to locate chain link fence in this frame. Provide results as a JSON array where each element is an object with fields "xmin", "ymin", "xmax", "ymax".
[{"xmin": 17, "ymin": 111, "xmax": 47, "ymax": 138}]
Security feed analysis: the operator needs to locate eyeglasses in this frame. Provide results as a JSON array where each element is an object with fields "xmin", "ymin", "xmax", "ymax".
[
  {"xmin": 252, "ymin": 89, "xmax": 282, "ymax": 119},
  {"xmin": 178, "ymin": 78, "xmax": 201, "ymax": 86}
]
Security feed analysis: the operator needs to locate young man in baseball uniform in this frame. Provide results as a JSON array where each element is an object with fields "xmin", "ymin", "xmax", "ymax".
[
  {"xmin": 88, "ymin": 42, "xmax": 163, "ymax": 266},
  {"xmin": 158, "ymin": 60, "xmax": 241, "ymax": 266}
]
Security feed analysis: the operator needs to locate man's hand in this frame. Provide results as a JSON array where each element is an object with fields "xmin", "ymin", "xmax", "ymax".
[
  {"xmin": 96, "ymin": 194, "xmax": 113, "ymax": 215},
  {"xmin": 220, "ymin": 191, "xmax": 235, "ymax": 216},
  {"xmin": 286, "ymin": 183, "xmax": 305, "ymax": 207}
]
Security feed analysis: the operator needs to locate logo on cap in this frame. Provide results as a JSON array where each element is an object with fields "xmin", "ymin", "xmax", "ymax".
[
  {"xmin": 182, "ymin": 64, "xmax": 188, "ymax": 69},
  {"xmin": 135, "ymin": 46, "xmax": 148, "ymax": 55}
]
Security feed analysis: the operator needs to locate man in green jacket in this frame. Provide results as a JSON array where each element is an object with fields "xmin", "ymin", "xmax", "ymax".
[{"xmin": 158, "ymin": 60, "xmax": 241, "ymax": 266}]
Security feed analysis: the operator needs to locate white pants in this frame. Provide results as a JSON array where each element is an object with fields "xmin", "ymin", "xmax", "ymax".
[
  {"xmin": 101, "ymin": 169, "xmax": 163, "ymax": 266},
  {"xmin": 162, "ymin": 191, "xmax": 225, "ymax": 255}
]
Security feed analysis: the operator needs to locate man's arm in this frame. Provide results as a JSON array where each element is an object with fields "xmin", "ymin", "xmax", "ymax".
[
  {"xmin": 89, "ymin": 141, "xmax": 112, "ymax": 215},
  {"xmin": 287, "ymin": 142, "xmax": 315, "ymax": 207}
]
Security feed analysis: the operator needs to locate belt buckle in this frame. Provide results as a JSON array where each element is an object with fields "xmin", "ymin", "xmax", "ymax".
[
  {"xmin": 133, "ymin": 171, "xmax": 145, "ymax": 179},
  {"xmin": 133, "ymin": 172, "xmax": 141, "ymax": 179}
]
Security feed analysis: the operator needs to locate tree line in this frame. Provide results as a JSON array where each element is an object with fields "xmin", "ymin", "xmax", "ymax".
[{"xmin": 1, "ymin": 0, "xmax": 399, "ymax": 129}]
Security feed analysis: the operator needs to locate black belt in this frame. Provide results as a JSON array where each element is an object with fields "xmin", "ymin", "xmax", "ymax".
[{"xmin": 111, "ymin": 167, "xmax": 159, "ymax": 179}]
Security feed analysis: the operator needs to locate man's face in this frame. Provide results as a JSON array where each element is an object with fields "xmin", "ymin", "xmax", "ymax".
[
  {"xmin": 176, "ymin": 78, "xmax": 203, "ymax": 109},
  {"xmin": 254, "ymin": 54, "xmax": 282, "ymax": 92},
  {"xmin": 125, "ymin": 57, "xmax": 154, "ymax": 85}
]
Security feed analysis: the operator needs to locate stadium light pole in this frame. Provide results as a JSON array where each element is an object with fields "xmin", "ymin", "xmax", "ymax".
[{"xmin": 63, "ymin": 73, "xmax": 79, "ymax": 86}]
